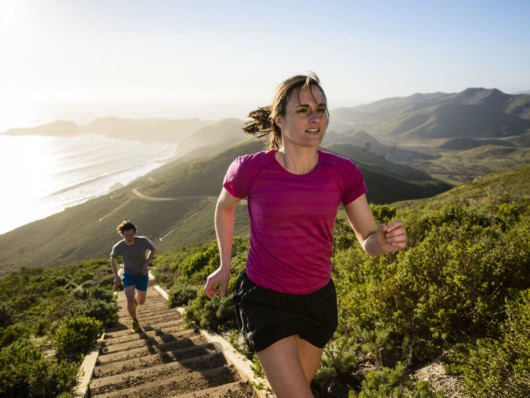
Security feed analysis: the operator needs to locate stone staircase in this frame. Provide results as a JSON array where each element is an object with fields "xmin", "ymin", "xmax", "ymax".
[{"xmin": 78, "ymin": 284, "xmax": 265, "ymax": 397}]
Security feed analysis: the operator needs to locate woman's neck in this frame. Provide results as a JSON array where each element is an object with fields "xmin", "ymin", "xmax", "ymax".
[{"xmin": 276, "ymin": 147, "xmax": 319, "ymax": 175}]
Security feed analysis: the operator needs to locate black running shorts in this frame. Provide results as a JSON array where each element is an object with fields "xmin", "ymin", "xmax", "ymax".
[{"xmin": 233, "ymin": 271, "xmax": 338, "ymax": 353}]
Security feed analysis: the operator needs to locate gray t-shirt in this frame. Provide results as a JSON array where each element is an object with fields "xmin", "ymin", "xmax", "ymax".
[{"xmin": 110, "ymin": 236, "xmax": 155, "ymax": 275}]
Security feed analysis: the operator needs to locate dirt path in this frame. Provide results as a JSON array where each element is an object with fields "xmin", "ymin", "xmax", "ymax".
[{"xmin": 86, "ymin": 283, "xmax": 260, "ymax": 397}]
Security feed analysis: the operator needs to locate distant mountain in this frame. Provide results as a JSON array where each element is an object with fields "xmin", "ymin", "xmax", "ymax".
[
  {"xmin": 2, "ymin": 117, "xmax": 213, "ymax": 142},
  {"xmin": 3, "ymin": 120, "xmax": 83, "ymax": 136},
  {"xmin": 83, "ymin": 117, "xmax": 212, "ymax": 142},
  {"xmin": 175, "ymin": 118, "xmax": 249, "ymax": 156},
  {"xmin": 330, "ymin": 88, "xmax": 530, "ymax": 142},
  {"xmin": 0, "ymin": 139, "xmax": 450, "ymax": 277}
]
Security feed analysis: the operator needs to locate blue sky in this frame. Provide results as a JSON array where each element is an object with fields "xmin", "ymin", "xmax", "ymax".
[{"xmin": 1, "ymin": 0, "xmax": 529, "ymax": 130}]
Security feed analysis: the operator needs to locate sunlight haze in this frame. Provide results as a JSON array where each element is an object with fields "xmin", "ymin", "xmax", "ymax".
[{"xmin": 1, "ymin": 0, "xmax": 529, "ymax": 131}]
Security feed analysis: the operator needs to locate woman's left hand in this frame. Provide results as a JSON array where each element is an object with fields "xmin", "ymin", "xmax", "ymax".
[{"xmin": 378, "ymin": 219, "xmax": 407, "ymax": 253}]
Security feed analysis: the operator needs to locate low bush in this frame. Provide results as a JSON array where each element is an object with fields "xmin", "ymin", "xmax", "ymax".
[
  {"xmin": 167, "ymin": 284, "xmax": 199, "ymax": 307},
  {"xmin": 184, "ymin": 293, "xmax": 236, "ymax": 332},
  {"xmin": 53, "ymin": 314, "xmax": 103, "ymax": 362},
  {"xmin": 0, "ymin": 339, "xmax": 78, "ymax": 397},
  {"xmin": 356, "ymin": 363, "xmax": 442, "ymax": 397},
  {"xmin": 448, "ymin": 289, "xmax": 530, "ymax": 397}
]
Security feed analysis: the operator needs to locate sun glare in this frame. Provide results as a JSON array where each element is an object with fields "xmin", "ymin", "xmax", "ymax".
[{"xmin": 0, "ymin": 1, "xmax": 29, "ymax": 35}]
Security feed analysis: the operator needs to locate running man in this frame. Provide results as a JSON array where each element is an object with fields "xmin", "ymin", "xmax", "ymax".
[{"xmin": 111, "ymin": 220, "xmax": 155, "ymax": 332}]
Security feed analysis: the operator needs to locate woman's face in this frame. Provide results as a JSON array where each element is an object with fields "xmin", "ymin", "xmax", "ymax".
[{"xmin": 275, "ymin": 84, "xmax": 328, "ymax": 149}]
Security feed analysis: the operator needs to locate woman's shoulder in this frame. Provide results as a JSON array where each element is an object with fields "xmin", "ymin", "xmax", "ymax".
[
  {"xmin": 237, "ymin": 149, "xmax": 275, "ymax": 162},
  {"xmin": 318, "ymin": 149, "xmax": 358, "ymax": 169},
  {"xmin": 233, "ymin": 149, "xmax": 276, "ymax": 169}
]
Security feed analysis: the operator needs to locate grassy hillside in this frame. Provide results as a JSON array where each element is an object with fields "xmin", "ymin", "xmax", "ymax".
[
  {"xmin": 422, "ymin": 145, "xmax": 530, "ymax": 181},
  {"xmin": 397, "ymin": 163, "xmax": 530, "ymax": 210},
  {"xmin": 437, "ymin": 137, "xmax": 516, "ymax": 150}
]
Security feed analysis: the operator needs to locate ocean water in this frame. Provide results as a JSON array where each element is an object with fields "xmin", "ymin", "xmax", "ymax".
[{"xmin": 0, "ymin": 134, "xmax": 177, "ymax": 234}]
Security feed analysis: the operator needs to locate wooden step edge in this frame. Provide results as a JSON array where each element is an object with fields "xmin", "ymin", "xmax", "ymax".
[
  {"xmin": 74, "ymin": 335, "xmax": 105, "ymax": 398},
  {"xmin": 172, "ymin": 380, "xmax": 256, "ymax": 398},
  {"xmin": 199, "ymin": 330, "xmax": 272, "ymax": 398}
]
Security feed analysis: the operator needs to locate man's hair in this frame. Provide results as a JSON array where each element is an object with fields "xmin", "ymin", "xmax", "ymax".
[{"xmin": 116, "ymin": 220, "xmax": 137, "ymax": 234}]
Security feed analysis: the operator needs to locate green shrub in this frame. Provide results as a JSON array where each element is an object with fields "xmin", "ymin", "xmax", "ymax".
[
  {"xmin": 185, "ymin": 293, "xmax": 236, "ymax": 332},
  {"xmin": 448, "ymin": 289, "xmax": 530, "ymax": 397},
  {"xmin": 167, "ymin": 284, "xmax": 199, "ymax": 307},
  {"xmin": 356, "ymin": 363, "xmax": 442, "ymax": 398},
  {"xmin": 370, "ymin": 204, "xmax": 397, "ymax": 224},
  {"xmin": 0, "ymin": 304, "xmax": 12, "ymax": 328},
  {"xmin": 0, "ymin": 323, "xmax": 30, "ymax": 348},
  {"xmin": 179, "ymin": 242, "xmax": 220, "ymax": 282},
  {"xmin": 314, "ymin": 335, "xmax": 364, "ymax": 395},
  {"xmin": 0, "ymin": 339, "xmax": 78, "ymax": 397},
  {"xmin": 149, "ymin": 194, "xmax": 530, "ymax": 396},
  {"xmin": 67, "ymin": 297, "xmax": 119, "ymax": 328},
  {"xmin": 53, "ymin": 315, "xmax": 103, "ymax": 361}
]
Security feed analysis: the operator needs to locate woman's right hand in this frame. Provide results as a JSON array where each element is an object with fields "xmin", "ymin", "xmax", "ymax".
[{"xmin": 204, "ymin": 266, "xmax": 230, "ymax": 299}]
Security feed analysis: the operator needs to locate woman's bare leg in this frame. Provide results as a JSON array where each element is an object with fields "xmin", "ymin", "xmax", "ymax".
[
  {"xmin": 256, "ymin": 335, "xmax": 322, "ymax": 398},
  {"xmin": 296, "ymin": 336, "xmax": 324, "ymax": 383}
]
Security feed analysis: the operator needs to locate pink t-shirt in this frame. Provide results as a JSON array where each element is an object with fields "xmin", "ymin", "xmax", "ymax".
[{"xmin": 223, "ymin": 149, "xmax": 367, "ymax": 294}]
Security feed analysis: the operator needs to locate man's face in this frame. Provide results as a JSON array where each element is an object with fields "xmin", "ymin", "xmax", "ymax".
[{"xmin": 122, "ymin": 229, "xmax": 135, "ymax": 244}]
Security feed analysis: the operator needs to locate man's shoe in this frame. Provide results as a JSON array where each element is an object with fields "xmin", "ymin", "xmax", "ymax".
[{"xmin": 131, "ymin": 318, "xmax": 140, "ymax": 333}]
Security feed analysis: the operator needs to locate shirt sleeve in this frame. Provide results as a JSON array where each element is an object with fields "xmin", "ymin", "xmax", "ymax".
[
  {"xmin": 110, "ymin": 242, "xmax": 121, "ymax": 258},
  {"xmin": 342, "ymin": 161, "xmax": 368, "ymax": 205},
  {"xmin": 145, "ymin": 237, "xmax": 155, "ymax": 251},
  {"xmin": 223, "ymin": 155, "xmax": 253, "ymax": 198}
]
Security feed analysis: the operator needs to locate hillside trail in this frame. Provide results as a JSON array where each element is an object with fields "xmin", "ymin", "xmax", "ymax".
[{"xmin": 77, "ymin": 278, "xmax": 269, "ymax": 398}]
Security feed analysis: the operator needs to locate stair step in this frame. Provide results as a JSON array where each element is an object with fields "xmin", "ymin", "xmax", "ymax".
[
  {"xmin": 97, "ymin": 331, "xmax": 207, "ymax": 364},
  {"xmin": 103, "ymin": 322, "xmax": 185, "ymax": 344},
  {"xmin": 172, "ymin": 380, "xmax": 257, "ymax": 397},
  {"xmin": 94, "ymin": 342, "xmax": 220, "ymax": 378},
  {"xmin": 91, "ymin": 364, "xmax": 239, "ymax": 398},
  {"xmin": 101, "ymin": 329, "xmax": 203, "ymax": 355}
]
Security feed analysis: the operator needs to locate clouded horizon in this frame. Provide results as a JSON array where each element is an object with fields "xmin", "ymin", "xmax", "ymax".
[{"xmin": 1, "ymin": 0, "xmax": 529, "ymax": 131}]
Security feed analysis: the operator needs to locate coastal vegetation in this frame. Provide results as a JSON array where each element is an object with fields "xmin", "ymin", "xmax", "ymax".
[
  {"xmin": 0, "ymin": 260, "xmax": 117, "ymax": 397},
  {"xmin": 1, "ymin": 165, "xmax": 528, "ymax": 397}
]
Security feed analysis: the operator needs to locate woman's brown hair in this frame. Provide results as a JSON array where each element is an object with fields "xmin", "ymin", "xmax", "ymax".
[{"xmin": 243, "ymin": 72, "xmax": 328, "ymax": 150}]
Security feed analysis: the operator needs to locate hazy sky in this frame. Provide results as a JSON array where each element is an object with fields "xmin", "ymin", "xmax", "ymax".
[{"xmin": 1, "ymin": 0, "xmax": 529, "ymax": 131}]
